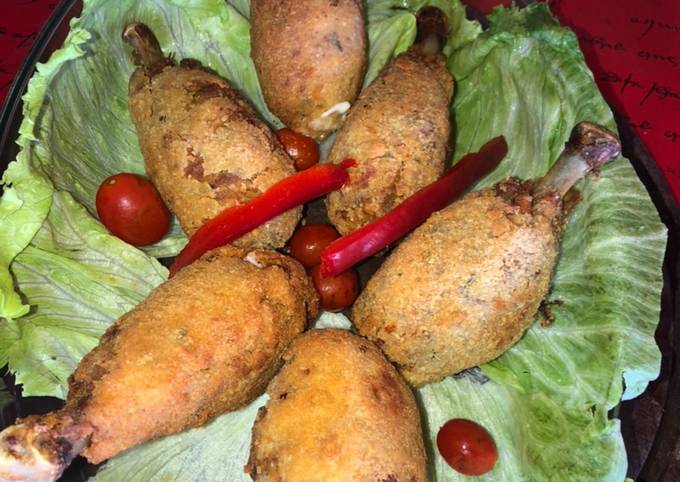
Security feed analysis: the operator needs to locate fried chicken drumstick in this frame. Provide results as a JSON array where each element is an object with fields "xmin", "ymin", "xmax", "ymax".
[
  {"xmin": 325, "ymin": 7, "xmax": 454, "ymax": 234},
  {"xmin": 250, "ymin": 0, "xmax": 367, "ymax": 141},
  {"xmin": 124, "ymin": 23, "xmax": 300, "ymax": 248},
  {"xmin": 0, "ymin": 247, "xmax": 318, "ymax": 481},
  {"xmin": 353, "ymin": 122, "xmax": 621, "ymax": 387},
  {"xmin": 247, "ymin": 329, "xmax": 426, "ymax": 481}
]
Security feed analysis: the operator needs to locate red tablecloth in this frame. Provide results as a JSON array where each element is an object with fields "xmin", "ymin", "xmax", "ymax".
[{"xmin": 1, "ymin": 0, "xmax": 679, "ymax": 204}]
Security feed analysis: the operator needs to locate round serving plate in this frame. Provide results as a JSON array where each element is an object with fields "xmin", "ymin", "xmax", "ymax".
[{"xmin": 0, "ymin": 1, "xmax": 678, "ymax": 480}]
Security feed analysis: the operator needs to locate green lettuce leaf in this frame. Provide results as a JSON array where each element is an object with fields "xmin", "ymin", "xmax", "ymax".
[
  {"xmin": 364, "ymin": 7, "xmax": 416, "ymax": 87},
  {"xmin": 0, "ymin": 191, "xmax": 166, "ymax": 398},
  {"xmin": 0, "ymin": 160, "xmax": 52, "ymax": 320},
  {"xmin": 448, "ymin": 4, "xmax": 667, "ymax": 409},
  {"xmin": 0, "ymin": 0, "xmax": 665, "ymax": 481},
  {"xmin": 0, "ymin": 28, "xmax": 88, "ymax": 319},
  {"xmin": 227, "ymin": 0, "xmax": 251, "ymax": 20},
  {"xmin": 419, "ymin": 374, "xmax": 628, "ymax": 481},
  {"xmin": 364, "ymin": 0, "xmax": 480, "ymax": 86}
]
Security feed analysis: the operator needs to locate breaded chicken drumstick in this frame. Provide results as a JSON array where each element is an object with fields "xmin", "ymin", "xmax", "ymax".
[
  {"xmin": 0, "ymin": 247, "xmax": 318, "ymax": 481},
  {"xmin": 124, "ymin": 23, "xmax": 300, "ymax": 248},
  {"xmin": 353, "ymin": 122, "xmax": 621, "ymax": 387},
  {"xmin": 247, "ymin": 329, "xmax": 426, "ymax": 481},
  {"xmin": 326, "ymin": 7, "xmax": 454, "ymax": 234},
  {"xmin": 250, "ymin": 0, "xmax": 367, "ymax": 140}
]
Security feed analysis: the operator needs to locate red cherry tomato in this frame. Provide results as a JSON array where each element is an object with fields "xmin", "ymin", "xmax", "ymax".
[
  {"xmin": 96, "ymin": 173, "xmax": 171, "ymax": 246},
  {"xmin": 308, "ymin": 264, "xmax": 359, "ymax": 312},
  {"xmin": 289, "ymin": 224, "xmax": 340, "ymax": 268},
  {"xmin": 437, "ymin": 419, "xmax": 497, "ymax": 476},
  {"xmin": 276, "ymin": 128, "xmax": 320, "ymax": 171}
]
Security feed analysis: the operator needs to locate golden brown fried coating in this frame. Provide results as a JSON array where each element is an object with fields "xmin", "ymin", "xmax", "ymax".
[
  {"xmin": 250, "ymin": 0, "xmax": 367, "ymax": 141},
  {"xmin": 352, "ymin": 122, "xmax": 622, "ymax": 387},
  {"xmin": 325, "ymin": 15, "xmax": 454, "ymax": 234},
  {"xmin": 125, "ymin": 24, "xmax": 300, "ymax": 248},
  {"xmin": 246, "ymin": 329, "xmax": 426, "ymax": 481},
  {"xmin": 65, "ymin": 246, "xmax": 318, "ymax": 463},
  {"xmin": 352, "ymin": 181, "xmax": 559, "ymax": 387}
]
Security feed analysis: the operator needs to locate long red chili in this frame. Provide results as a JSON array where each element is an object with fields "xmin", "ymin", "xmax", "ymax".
[
  {"xmin": 169, "ymin": 159, "xmax": 355, "ymax": 277},
  {"xmin": 319, "ymin": 137, "xmax": 508, "ymax": 277}
]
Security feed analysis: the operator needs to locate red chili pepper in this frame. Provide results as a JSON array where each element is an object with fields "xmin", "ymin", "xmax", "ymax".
[
  {"xmin": 319, "ymin": 136, "xmax": 508, "ymax": 277},
  {"xmin": 169, "ymin": 159, "xmax": 356, "ymax": 277}
]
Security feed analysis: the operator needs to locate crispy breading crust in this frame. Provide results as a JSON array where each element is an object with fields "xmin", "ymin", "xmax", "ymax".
[
  {"xmin": 250, "ymin": 0, "xmax": 367, "ymax": 141},
  {"xmin": 353, "ymin": 182, "xmax": 560, "ymax": 387},
  {"xmin": 66, "ymin": 247, "xmax": 318, "ymax": 463},
  {"xmin": 325, "ymin": 44, "xmax": 454, "ymax": 234},
  {"xmin": 128, "ymin": 61, "xmax": 300, "ymax": 248},
  {"xmin": 247, "ymin": 329, "xmax": 426, "ymax": 481}
]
